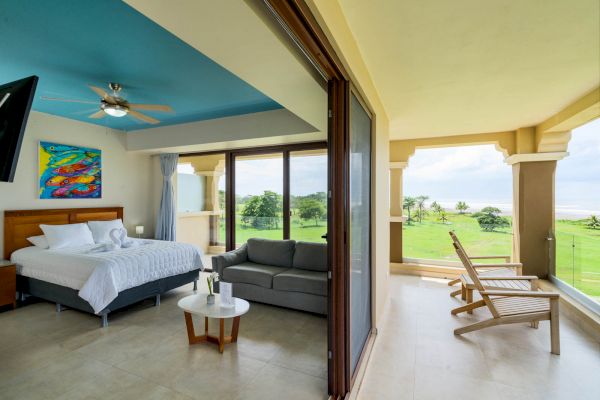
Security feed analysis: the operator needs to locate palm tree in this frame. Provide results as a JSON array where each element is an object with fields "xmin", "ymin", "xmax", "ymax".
[
  {"xmin": 438, "ymin": 210, "xmax": 449, "ymax": 224},
  {"xmin": 456, "ymin": 201, "xmax": 469, "ymax": 214},
  {"xmin": 415, "ymin": 195, "xmax": 429, "ymax": 223},
  {"xmin": 403, "ymin": 196, "xmax": 416, "ymax": 225},
  {"xmin": 431, "ymin": 201, "xmax": 443, "ymax": 215}
]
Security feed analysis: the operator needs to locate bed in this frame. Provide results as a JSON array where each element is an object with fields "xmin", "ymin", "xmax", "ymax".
[{"xmin": 4, "ymin": 207, "xmax": 203, "ymax": 327}]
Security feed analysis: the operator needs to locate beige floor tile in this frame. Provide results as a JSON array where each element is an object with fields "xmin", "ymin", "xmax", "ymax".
[
  {"xmin": 237, "ymin": 364, "xmax": 328, "ymax": 400},
  {"xmin": 0, "ymin": 277, "xmax": 327, "ymax": 400},
  {"xmin": 413, "ymin": 364, "xmax": 501, "ymax": 400},
  {"xmin": 358, "ymin": 274, "xmax": 600, "ymax": 400}
]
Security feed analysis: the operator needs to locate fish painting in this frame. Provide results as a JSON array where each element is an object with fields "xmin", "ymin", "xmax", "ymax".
[{"xmin": 39, "ymin": 141, "xmax": 102, "ymax": 199}]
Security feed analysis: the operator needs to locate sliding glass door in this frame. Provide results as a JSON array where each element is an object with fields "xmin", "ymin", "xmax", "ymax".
[
  {"xmin": 231, "ymin": 148, "xmax": 329, "ymax": 247},
  {"xmin": 349, "ymin": 93, "xmax": 372, "ymax": 375},
  {"xmin": 234, "ymin": 153, "xmax": 284, "ymax": 247},
  {"xmin": 290, "ymin": 149, "xmax": 328, "ymax": 243}
]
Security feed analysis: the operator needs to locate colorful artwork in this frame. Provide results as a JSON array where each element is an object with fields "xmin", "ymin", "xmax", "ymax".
[{"xmin": 39, "ymin": 141, "xmax": 101, "ymax": 199}]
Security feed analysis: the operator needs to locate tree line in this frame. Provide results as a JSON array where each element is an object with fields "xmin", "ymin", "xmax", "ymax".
[
  {"xmin": 238, "ymin": 191, "xmax": 326, "ymax": 229},
  {"xmin": 403, "ymin": 196, "xmax": 509, "ymax": 232}
]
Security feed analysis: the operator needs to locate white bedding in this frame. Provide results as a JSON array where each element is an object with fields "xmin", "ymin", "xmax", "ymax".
[{"xmin": 11, "ymin": 239, "xmax": 204, "ymax": 314}]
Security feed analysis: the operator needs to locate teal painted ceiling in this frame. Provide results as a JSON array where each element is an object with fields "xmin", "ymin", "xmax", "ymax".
[{"xmin": 0, "ymin": 0, "xmax": 282, "ymax": 131}]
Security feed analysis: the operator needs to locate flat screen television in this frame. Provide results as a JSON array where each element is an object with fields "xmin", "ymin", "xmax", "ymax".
[{"xmin": 0, "ymin": 76, "xmax": 38, "ymax": 182}]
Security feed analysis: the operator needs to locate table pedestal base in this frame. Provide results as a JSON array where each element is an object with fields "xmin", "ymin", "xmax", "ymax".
[{"xmin": 184, "ymin": 312, "xmax": 240, "ymax": 353}]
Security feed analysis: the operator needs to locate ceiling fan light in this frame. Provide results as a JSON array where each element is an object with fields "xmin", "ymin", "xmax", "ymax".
[{"xmin": 102, "ymin": 104, "xmax": 128, "ymax": 117}]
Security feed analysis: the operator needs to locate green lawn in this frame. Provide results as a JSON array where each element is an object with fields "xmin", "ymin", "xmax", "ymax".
[
  {"xmin": 403, "ymin": 212, "xmax": 600, "ymax": 301},
  {"xmin": 217, "ymin": 214, "xmax": 327, "ymax": 245}
]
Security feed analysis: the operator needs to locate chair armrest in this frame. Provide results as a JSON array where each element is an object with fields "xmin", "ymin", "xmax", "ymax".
[
  {"xmin": 481, "ymin": 290, "xmax": 559, "ymax": 298},
  {"xmin": 473, "ymin": 263, "xmax": 522, "ymax": 269},
  {"xmin": 469, "ymin": 255, "xmax": 511, "ymax": 262},
  {"xmin": 479, "ymin": 276, "xmax": 538, "ymax": 280},
  {"xmin": 212, "ymin": 244, "xmax": 248, "ymax": 277}
]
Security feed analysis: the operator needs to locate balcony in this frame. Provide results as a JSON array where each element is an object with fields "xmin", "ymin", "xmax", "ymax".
[{"xmin": 357, "ymin": 274, "xmax": 600, "ymax": 400}]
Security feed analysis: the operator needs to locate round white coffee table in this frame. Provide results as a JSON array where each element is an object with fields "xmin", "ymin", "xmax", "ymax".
[{"xmin": 177, "ymin": 294, "xmax": 250, "ymax": 353}]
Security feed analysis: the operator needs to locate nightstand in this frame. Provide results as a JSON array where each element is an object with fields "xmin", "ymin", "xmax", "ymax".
[{"xmin": 0, "ymin": 260, "xmax": 16, "ymax": 309}]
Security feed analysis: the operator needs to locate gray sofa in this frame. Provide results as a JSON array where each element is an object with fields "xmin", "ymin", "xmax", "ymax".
[{"xmin": 213, "ymin": 238, "xmax": 327, "ymax": 315}]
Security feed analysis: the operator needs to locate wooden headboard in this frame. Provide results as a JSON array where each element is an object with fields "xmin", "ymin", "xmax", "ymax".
[{"xmin": 3, "ymin": 207, "xmax": 124, "ymax": 259}]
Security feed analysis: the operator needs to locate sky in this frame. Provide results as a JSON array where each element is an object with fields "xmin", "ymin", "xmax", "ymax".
[{"xmin": 404, "ymin": 118, "xmax": 600, "ymax": 216}]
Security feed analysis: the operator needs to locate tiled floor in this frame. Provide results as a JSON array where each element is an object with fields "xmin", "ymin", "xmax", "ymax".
[
  {"xmin": 357, "ymin": 274, "xmax": 600, "ymax": 400},
  {"xmin": 0, "ymin": 275, "xmax": 328, "ymax": 400}
]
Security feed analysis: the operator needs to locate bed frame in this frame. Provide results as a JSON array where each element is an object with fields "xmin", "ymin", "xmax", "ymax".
[{"xmin": 4, "ymin": 207, "xmax": 200, "ymax": 327}]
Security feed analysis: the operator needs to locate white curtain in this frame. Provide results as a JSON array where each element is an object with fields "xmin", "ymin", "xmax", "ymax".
[{"xmin": 155, "ymin": 153, "xmax": 179, "ymax": 241}]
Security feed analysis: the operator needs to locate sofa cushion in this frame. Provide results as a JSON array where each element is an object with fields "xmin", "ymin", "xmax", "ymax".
[
  {"xmin": 247, "ymin": 238, "xmax": 296, "ymax": 268},
  {"xmin": 222, "ymin": 262, "xmax": 288, "ymax": 289},
  {"xmin": 293, "ymin": 241, "xmax": 328, "ymax": 272},
  {"xmin": 273, "ymin": 268, "xmax": 327, "ymax": 297}
]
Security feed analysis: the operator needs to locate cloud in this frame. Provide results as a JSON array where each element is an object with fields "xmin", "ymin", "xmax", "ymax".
[
  {"xmin": 404, "ymin": 145, "xmax": 512, "ymax": 203},
  {"xmin": 404, "ymin": 117, "xmax": 600, "ymax": 213}
]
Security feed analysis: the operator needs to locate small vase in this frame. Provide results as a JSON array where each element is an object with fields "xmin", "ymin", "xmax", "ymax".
[{"xmin": 206, "ymin": 294, "xmax": 215, "ymax": 305}]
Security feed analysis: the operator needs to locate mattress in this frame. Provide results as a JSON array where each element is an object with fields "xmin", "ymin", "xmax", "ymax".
[{"xmin": 11, "ymin": 239, "xmax": 204, "ymax": 314}]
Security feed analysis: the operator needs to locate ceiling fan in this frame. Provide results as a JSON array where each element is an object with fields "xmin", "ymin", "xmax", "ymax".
[{"xmin": 42, "ymin": 82, "xmax": 173, "ymax": 124}]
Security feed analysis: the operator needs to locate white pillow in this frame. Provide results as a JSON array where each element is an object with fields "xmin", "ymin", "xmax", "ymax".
[
  {"xmin": 87, "ymin": 219, "xmax": 126, "ymax": 244},
  {"xmin": 39, "ymin": 223, "xmax": 95, "ymax": 249},
  {"xmin": 27, "ymin": 235, "xmax": 49, "ymax": 249}
]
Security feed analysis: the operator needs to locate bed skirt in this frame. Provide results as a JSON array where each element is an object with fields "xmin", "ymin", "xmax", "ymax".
[{"xmin": 17, "ymin": 269, "xmax": 200, "ymax": 318}]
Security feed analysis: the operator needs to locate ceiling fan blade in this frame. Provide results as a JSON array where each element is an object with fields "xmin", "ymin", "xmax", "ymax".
[
  {"xmin": 128, "ymin": 103, "xmax": 173, "ymax": 112},
  {"xmin": 129, "ymin": 110, "xmax": 160, "ymax": 124},
  {"xmin": 89, "ymin": 85, "xmax": 118, "ymax": 104},
  {"xmin": 41, "ymin": 96, "xmax": 98, "ymax": 105},
  {"xmin": 72, "ymin": 107, "xmax": 102, "ymax": 116},
  {"xmin": 89, "ymin": 110, "xmax": 106, "ymax": 119}
]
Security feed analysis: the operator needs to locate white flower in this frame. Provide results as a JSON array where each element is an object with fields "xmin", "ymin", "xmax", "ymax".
[{"xmin": 209, "ymin": 272, "xmax": 219, "ymax": 282}]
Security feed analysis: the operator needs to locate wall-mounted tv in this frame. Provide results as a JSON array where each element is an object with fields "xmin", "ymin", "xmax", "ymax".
[{"xmin": 0, "ymin": 76, "xmax": 38, "ymax": 182}]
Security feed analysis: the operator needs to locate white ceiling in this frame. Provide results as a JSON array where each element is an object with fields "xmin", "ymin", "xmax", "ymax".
[{"xmin": 339, "ymin": 0, "xmax": 600, "ymax": 140}]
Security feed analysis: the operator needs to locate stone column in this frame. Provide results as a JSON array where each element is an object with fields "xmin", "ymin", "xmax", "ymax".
[
  {"xmin": 390, "ymin": 162, "xmax": 407, "ymax": 263},
  {"xmin": 506, "ymin": 152, "xmax": 567, "ymax": 277}
]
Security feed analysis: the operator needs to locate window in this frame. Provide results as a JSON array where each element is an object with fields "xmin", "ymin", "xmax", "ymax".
[
  {"xmin": 290, "ymin": 149, "xmax": 328, "ymax": 243},
  {"xmin": 234, "ymin": 153, "xmax": 284, "ymax": 247},
  {"xmin": 177, "ymin": 143, "xmax": 327, "ymax": 254}
]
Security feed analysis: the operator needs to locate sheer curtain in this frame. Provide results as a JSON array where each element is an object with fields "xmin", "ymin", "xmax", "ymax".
[{"xmin": 155, "ymin": 153, "xmax": 179, "ymax": 241}]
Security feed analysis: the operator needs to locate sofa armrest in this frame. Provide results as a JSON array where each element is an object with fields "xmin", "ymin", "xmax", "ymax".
[{"xmin": 212, "ymin": 244, "xmax": 248, "ymax": 277}]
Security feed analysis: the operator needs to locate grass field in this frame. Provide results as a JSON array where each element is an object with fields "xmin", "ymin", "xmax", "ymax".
[
  {"xmin": 218, "ymin": 214, "xmax": 327, "ymax": 245},
  {"xmin": 402, "ymin": 212, "xmax": 600, "ymax": 300}
]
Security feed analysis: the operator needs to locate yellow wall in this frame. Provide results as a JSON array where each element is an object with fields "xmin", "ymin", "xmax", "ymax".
[
  {"xmin": 307, "ymin": 0, "xmax": 391, "ymax": 325},
  {"xmin": 0, "ymin": 112, "xmax": 158, "ymax": 256}
]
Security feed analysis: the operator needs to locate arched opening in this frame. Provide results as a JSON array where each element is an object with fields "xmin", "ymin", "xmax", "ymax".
[{"xmin": 402, "ymin": 144, "xmax": 512, "ymax": 264}]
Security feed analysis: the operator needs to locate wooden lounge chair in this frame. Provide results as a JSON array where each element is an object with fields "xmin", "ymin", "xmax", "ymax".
[
  {"xmin": 447, "ymin": 231, "xmax": 523, "ymax": 297},
  {"xmin": 451, "ymin": 242, "xmax": 560, "ymax": 355},
  {"xmin": 456, "ymin": 273, "xmax": 539, "ymax": 314}
]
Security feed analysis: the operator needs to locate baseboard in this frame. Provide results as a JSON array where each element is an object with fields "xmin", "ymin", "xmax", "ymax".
[
  {"xmin": 346, "ymin": 329, "xmax": 377, "ymax": 400},
  {"xmin": 390, "ymin": 262, "xmax": 463, "ymax": 279}
]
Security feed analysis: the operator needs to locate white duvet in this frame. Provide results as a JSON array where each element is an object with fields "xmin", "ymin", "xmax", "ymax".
[{"xmin": 11, "ymin": 239, "xmax": 204, "ymax": 314}]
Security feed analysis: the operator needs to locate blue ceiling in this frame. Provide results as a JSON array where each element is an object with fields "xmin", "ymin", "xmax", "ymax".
[{"xmin": 0, "ymin": 0, "xmax": 282, "ymax": 131}]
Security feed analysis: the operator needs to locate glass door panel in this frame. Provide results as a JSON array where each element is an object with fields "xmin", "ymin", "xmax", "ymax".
[
  {"xmin": 234, "ymin": 153, "xmax": 284, "ymax": 247},
  {"xmin": 349, "ymin": 93, "xmax": 372, "ymax": 374},
  {"xmin": 290, "ymin": 149, "xmax": 328, "ymax": 243}
]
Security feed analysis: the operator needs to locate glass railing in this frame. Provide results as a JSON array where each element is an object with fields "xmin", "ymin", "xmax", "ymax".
[
  {"xmin": 554, "ymin": 229, "xmax": 600, "ymax": 304},
  {"xmin": 402, "ymin": 213, "xmax": 513, "ymax": 263}
]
